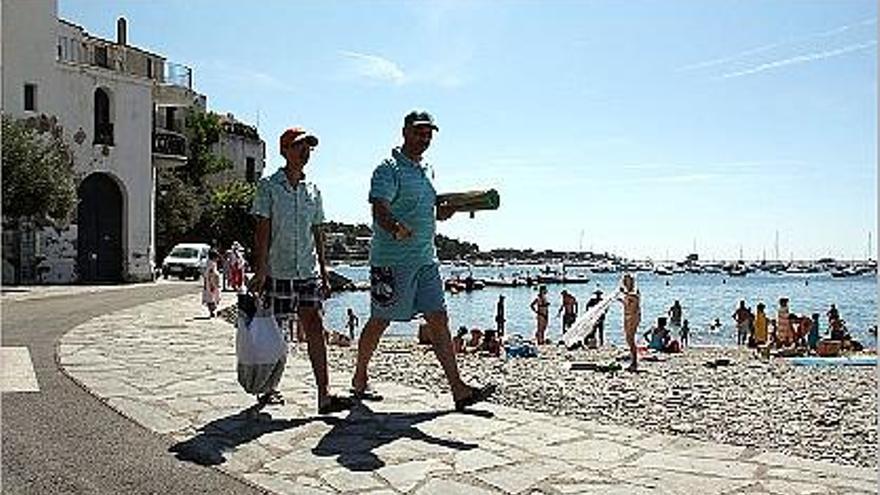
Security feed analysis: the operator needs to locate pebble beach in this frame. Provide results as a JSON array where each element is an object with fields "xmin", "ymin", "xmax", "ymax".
[{"xmin": 322, "ymin": 338, "xmax": 878, "ymax": 469}]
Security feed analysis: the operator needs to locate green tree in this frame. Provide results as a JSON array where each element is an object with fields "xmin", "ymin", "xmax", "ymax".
[
  {"xmin": 1, "ymin": 115, "xmax": 76, "ymax": 227},
  {"xmin": 198, "ymin": 180, "xmax": 256, "ymax": 254},
  {"xmin": 155, "ymin": 169, "xmax": 201, "ymax": 260},
  {"xmin": 183, "ymin": 111, "xmax": 232, "ymax": 186}
]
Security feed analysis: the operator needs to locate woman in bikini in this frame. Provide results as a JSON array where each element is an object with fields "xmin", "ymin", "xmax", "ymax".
[
  {"xmin": 530, "ymin": 285, "xmax": 550, "ymax": 345},
  {"xmin": 619, "ymin": 273, "xmax": 641, "ymax": 371}
]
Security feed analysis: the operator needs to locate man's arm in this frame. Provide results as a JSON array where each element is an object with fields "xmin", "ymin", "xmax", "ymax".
[
  {"xmin": 252, "ymin": 216, "xmax": 270, "ymax": 293},
  {"xmin": 372, "ymin": 199, "xmax": 411, "ymax": 239},
  {"xmin": 312, "ymin": 223, "xmax": 330, "ymax": 295}
]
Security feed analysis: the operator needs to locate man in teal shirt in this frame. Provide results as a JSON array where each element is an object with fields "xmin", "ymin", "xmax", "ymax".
[
  {"xmin": 351, "ymin": 110, "xmax": 495, "ymax": 411},
  {"xmin": 251, "ymin": 126, "xmax": 350, "ymax": 415}
]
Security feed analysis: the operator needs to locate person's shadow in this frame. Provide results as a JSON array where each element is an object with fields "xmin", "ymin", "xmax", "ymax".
[
  {"xmin": 169, "ymin": 403, "xmax": 331, "ymax": 466},
  {"xmin": 312, "ymin": 402, "xmax": 493, "ymax": 472}
]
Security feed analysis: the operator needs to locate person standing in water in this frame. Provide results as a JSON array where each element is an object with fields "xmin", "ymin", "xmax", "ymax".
[
  {"xmin": 530, "ymin": 285, "xmax": 550, "ymax": 344},
  {"xmin": 495, "ymin": 294, "xmax": 506, "ymax": 337}
]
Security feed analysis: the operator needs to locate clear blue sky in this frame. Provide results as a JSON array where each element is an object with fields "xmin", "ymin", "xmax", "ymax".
[{"xmin": 60, "ymin": 1, "xmax": 877, "ymax": 261}]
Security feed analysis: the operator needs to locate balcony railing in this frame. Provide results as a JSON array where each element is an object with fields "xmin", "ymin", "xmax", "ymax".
[
  {"xmin": 94, "ymin": 123, "xmax": 114, "ymax": 146},
  {"xmin": 153, "ymin": 130, "xmax": 187, "ymax": 157}
]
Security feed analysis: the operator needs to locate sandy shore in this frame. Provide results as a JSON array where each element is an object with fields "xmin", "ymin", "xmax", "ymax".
[{"xmin": 322, "ymin": 338, "xmax": 877, "ymax": 468}]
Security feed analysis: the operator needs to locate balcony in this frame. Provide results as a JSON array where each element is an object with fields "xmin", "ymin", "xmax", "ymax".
[
  {"xmin": 94, "ymin": 123, "xmax": 114, "ymax": 146},
  {"xmin": 152, "ymin": 130, "xmax": 187, "ymax": 168}
]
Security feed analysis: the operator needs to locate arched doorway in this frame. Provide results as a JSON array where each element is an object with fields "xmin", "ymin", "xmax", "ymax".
[{"xmin": 77, "ymin": 173, "xmax": 123, "ymax": 282}]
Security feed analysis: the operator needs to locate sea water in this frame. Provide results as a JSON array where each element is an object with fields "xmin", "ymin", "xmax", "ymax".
[{"xmin": 323, "ymin": 264, "xmax": 878, "ymax": 347}]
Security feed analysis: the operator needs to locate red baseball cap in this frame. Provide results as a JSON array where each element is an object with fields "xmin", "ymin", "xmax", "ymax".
[{"xmin": 279, "ymin": 127, "xmax": 318, "ymax": 155}]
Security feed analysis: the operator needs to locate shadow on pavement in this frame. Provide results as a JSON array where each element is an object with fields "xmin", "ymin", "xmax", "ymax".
[
  {"xmin": 169, "ymin": 404, "xmax": 331, "ymax": 466},
  {"xmin": 312, "ymin": 403, "xmax": 493, "ymax": 472}
]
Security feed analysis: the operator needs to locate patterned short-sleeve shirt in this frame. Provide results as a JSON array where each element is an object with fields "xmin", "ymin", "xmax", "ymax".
[
  {"xmin": 251, "ymin": 169, "xmax": 325, "ymax": 279},
  {"xmin": 368, "ymin": 148, "xmax": 437, "ymax": 267}
]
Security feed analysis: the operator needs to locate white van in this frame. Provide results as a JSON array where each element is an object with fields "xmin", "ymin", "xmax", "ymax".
[{"xmin": 161, "ymin": 243, "xmax": 211, "ymax": 280}]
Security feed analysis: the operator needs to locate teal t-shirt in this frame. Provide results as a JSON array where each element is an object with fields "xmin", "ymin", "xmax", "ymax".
[
  {"xmin": 368, "ymin": 148, "xmax": 437, "ymax": 267},
  {"xmin": 250, "ymin": 169, "xmax": 325, "ymax": 279}
]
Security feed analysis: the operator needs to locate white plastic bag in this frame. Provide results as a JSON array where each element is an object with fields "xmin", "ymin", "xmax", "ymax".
[{"xmin": 236, "ymin": 297, "xmax": 287, "ymax": 394}]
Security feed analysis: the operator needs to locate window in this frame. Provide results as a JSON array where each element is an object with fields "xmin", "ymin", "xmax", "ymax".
[
  {"xmin": 94, "ymin": 88, "xmax": 113, "ymax": 145},
  {"xmin": 24, "ymin": 84, "xmax": 36, "ymax": 111},
  {"xmin": 146, "ymin": 59, "xmax": 153, "ymax": 79},
  {"xmin": 246, "ymin": 157, "xmax": 256, "ymax": 183},
  {"xmin": 165, "ymin": 107, "xmax": 176, "ymax": 132},
  {"xmin": 94, "ymin": 45, "xmax": 109, "ymax": 68}
]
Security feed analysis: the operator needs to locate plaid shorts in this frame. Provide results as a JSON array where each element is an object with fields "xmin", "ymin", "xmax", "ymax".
[{"xmin": 266, "ymin": 277, "xmax": 322, "ymax": 319}]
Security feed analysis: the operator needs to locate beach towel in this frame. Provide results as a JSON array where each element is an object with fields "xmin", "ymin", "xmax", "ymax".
[{"xmin": 563, "ymin": 293, "xmax": 616, "ymax": 350}]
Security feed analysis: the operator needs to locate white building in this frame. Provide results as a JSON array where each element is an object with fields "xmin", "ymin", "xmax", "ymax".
[
  {"xmin": 1, "ymin": 0, "xmax": 192, "ymax": 282},
  {"xmin": 207, "ymin": 113, "xmax": 265, "ymax": 187}
]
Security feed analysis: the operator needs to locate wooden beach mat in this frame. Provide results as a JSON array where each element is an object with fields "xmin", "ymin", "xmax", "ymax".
[{"xmin": 436, "ymin": 189, "xmax": 500, "ymax": 216}]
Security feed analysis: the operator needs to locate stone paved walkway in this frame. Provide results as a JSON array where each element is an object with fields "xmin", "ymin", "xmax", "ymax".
[{"xmin": 58, "ymin": 295, "xmax": 878, "ymax": 494}]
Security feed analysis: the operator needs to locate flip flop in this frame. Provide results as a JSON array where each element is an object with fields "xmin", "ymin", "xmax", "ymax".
[
  {"xmin": 350, "ymin": 386, "xmax": 384, "ymax": 402},
  {"xmin": 257, "ymin": 391, "xmax": 284, "ymax": 406},
  {"xmin": 318, "ymin": 395, "xmax": 354, "ymax": 415},
  {"xmin": 454, "ymin": 384, "xmax": 497, "ymax": 412}
]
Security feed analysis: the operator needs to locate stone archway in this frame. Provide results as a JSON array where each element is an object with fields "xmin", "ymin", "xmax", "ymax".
[{"xmin": 77, "ymin": 173, "xmax": 123, "ymax": 282}]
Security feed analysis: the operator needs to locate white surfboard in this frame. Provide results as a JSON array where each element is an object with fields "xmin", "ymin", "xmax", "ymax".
[{"xmin": 563, "ymin": 294, "xmax": 617, "ymax": 350}]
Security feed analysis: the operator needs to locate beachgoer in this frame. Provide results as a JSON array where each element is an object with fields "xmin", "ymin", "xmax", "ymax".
[
  {"xmin": 531, "ymin": 285, "xmax": 550, "ymax": 345},
  {"xmin": 668, "ymin": 300, "xmax": 683, "ymax": 327},
  {"xmin": 709, "ymin": 318, "xmax": 722, "ymax": 331},
  {"xmin": 827, "ymin": 304, "xmax": 840, "ymax": 324},
  {"xmin": 732, "ymin": 300, "xmax": 750, "ymax": 346},
  {"xmin": 350, "ymin": 110, "xmax": 494, "ymax": 411},
  {"xmin": 251, "ymin": 126, "xmax": 350, "ymax": 413},
  {"xmin": 807, "ymin": 314, "xmax": 821, "ymax": 350},
  {"xmin": 482, "ymin": 329, "xmax": 501, "ymax": 357},
  {"xmin": 619, "ymin": 274, "xmax": 641, "ymax": 371},
  {"xmin": 468, "ymin": 328, "xmax": 484, "ymax": 350},
  {"xmin": 452, "ymin": 326, "xmax": 467, "ymax": 354},
  {"xmin": 202, "ymin": 250, "xmax": 221, "ymax": 317},
  {"xmin": 346, "ymin": 308, "xmax": 359, "ymax": 340},
  {"xmin": 584, "ymin": 290, "xmax": 605, "ymax": 346},
  {"xmin": 557, "ymin": 290, "xmax": 579, "ymax": 333},
  {"xmin": 776, "ymin": 298, "xmax": 793, "ymax": 347},
  {"xmin": 754, "ymin": 303, "xmax": 769, "ymax": 346},
  {"xmin": 645, "ymin": 317, "xmax": 670, "ymax": 352},
  {"xmin": 495, "ymin": 294, "xmax": 506, "ymax": 336},
  {"xmin": 680, "ymin": 319, "xmax": 690, "ymax": 347}
]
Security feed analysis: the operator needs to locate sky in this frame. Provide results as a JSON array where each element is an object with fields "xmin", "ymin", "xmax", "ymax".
[{"xmin": 59, "ymin": 1, "xmax": 877, "ymax": 261}]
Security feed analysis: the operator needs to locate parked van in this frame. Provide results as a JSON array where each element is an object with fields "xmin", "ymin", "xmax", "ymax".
[{"xmin": 161, "ymin": 243, "xmax": 211, "ymax": 280}]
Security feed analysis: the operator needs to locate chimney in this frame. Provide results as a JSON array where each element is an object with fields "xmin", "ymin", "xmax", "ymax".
[{"xmin": 117, "ymin": 17, "xmax": 127, "ymax": 45}]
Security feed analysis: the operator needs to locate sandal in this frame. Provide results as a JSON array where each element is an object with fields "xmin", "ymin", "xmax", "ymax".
[
  {"xmin": 318, "ymin": 395, "xmax": 353, "ymax": 415},
  {"xmin": 350, "ymin": 385, "xmax": 384, "ymax": 402},
  {"xmin": 257, "ymin": 391, "xmax": 285, "ymax": 406},
  {"xmin": 454, "ymin": 384, "xmax": 497, "ymax": 412}
]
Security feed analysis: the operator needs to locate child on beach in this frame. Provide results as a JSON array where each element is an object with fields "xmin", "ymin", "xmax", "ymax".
[
  {"xmin": 202, "ymin": 250, "xmax": 221, "ymax": 317},
  {"xmin": 680, "ymin": 319, "xmax": 690, "ymax": 348},
  {"xmin": 619, "ymin": 273, "xmax": 641, "ymax": 371}
]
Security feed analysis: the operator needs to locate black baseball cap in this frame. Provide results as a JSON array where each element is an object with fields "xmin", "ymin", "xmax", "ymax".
[{"xmin": 404, "ymin": 110, "xmax": 439, "ymax": 130}]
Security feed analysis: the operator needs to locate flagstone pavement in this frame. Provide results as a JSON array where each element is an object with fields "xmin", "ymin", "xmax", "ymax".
[{"xmin": 57, "ymin": 295, "xmax": 878, "ymax": 494}]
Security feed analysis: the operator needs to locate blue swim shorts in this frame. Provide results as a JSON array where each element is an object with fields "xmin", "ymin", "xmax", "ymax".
[{"xmin": 370, "ymin": 264, "xmax": 446, "ymax": 321}]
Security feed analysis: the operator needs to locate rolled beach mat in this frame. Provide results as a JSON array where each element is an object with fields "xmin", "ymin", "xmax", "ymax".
[{"xmin": 436, "ymin": 189, "xmax": 500, "ymax": 212}]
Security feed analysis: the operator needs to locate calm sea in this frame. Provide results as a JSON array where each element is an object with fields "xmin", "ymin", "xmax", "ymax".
[{"xmin": 323, "ymin": 264, "xmax": 878, "ymax": 347}]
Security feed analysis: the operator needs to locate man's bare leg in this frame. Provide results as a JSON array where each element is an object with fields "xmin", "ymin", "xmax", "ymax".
[
  {"xmin": 352, "ymin": 317, "xmax": 390, "ymax": 391},
  {"xmin": 299, "ymin": 307, "xmax": 330, "ymax": 405},
  {"xmin": 423, "ymin": 311, "xmax": 470, "ymax": 400}
]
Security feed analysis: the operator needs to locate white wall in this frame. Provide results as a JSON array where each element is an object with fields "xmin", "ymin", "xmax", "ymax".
[
  {"xmin": 55, "ymin": 62, "xmax": 155, "ymax": 281},
  {"xmin": 1, "ymin": 0, "xmax": 59, "ymax": 115},
  {"xmin": 207, "ymin": 133, "xmax": 265, "ymax": 187}
]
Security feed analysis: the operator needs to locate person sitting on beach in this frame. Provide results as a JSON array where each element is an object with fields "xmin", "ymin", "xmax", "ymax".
[
  {"xmin": 481, "ymin": 329, "xmax": 502, "ymax": 357},
  {"xmin": 326, "ymin": 329, "xmax": 352, "ymax": 347},
  {"xmin": 557, "ymin": 290, "xmax": 579, "ymax": 334},
  {"xmin": 530, "ymin": 286, "xmax": 550, "ymax": 345},
  {"xmin": 732, "ymin": 301, "xmax": 750, "ymax": 346},
  {"xmin": 709, "ymin": 318, "xmax": 722, "ymax": 331},
  {"xmin": 806, "ymin": 313, "xmax": 821, "ymax": 351},
  {"xmin": 754, "ymin": 303, "xmax": 769, "ymax": 346},
  {"xmin": 680, "ymin": 319, "xmax": 690, "ymax": 348},
  {"xmin": 452, "ymin": 326, "xmax": 468, "ymax": 354},
  {"xmin": 645, "ymin": 317, "xmax": 670, "ymax": 352},
  {"xmin": 829, "ymin": 318, "xmax": 847, "ymax": 341},
  {"xmin": 827, "ymin": 304, "xmax": 840, "ymax": 325},
  {"xmin": 668, "ymin": 300, "xmax": 683, "ymax": 328},
  {"xmin": 794, "ymin": 314, "xmax": 811, "ymax": 348},
  {"xmin": 468, "ymin": 328, "xmax": 484, "ymax": 350},
  {"xmin": 619, "ymin": 274, "xmax": 641, "ymax": 371}
]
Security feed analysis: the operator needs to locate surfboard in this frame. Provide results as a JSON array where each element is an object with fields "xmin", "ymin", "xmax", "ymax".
[{"xmin": 562, "ymin": 294, "xmax": 617, "ymax": 350}]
